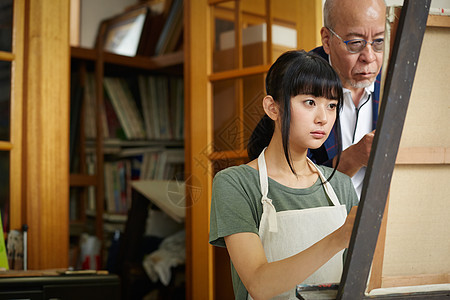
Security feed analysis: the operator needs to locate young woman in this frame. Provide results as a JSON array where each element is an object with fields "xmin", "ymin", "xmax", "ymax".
[{"xmin": 209, "ymin": 50, "xmax": 358, "ymax": 300}]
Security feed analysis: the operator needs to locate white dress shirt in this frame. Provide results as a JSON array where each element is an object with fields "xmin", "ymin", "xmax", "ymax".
[{"xmin": 340, "ymin": 83, "xmax": 374, "ymax": 198}]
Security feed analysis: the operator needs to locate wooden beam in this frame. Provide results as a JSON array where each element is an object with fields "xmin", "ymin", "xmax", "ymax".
[
  {"xmin": 23, "ymin": 0, "xmax": 70, "ymax": 269},
  {"xmin": 185, "ymin": 0, "xmax": 214, "ymax": 299},
  {"xmin": 0, "ymin": 51, "xmax": 15, "ymax": 61},
  {"xmin": 427, "ymin": 15, "xmax": 450, "ymax": 27},
  {"xmin": 382, "ymin": 273, "xmax": 450, "ymax": 288},
  {"xmin": 337, "ymin": 1, "xmax": 431, "ymax": 298},
  {"xmin": 396, "ymin": 147, "xmax": 450, "ymax": 164},
  {"xmin": 0, "ymin": 142, "xmax": 13, "ymax": 151},
  {"xmin": 9, "ymin": 0, "xmax": 25, "ymax": 234}
]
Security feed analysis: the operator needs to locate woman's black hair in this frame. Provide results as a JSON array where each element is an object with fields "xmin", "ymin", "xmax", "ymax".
[{"xmin": 247, "ymin": 50, "xmax": 344, "ymax": 181}]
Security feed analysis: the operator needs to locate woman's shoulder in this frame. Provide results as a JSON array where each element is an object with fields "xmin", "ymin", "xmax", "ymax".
[{"xmin": 213, "ymin": 164, "xmax": 258, "ymax": 183}]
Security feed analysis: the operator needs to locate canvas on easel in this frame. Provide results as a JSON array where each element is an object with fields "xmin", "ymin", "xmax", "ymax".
[
  {"xmin": 335, "ymin": 1, "xmax": 450, "ymax": 299},
  {"xmin": 365, "ymin": 7, "xmax": 450, "ymax": 297}
]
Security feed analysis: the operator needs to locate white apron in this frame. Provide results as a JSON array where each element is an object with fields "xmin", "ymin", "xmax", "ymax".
[{"xmin": 248, "ymin": 148, "xmax": 347, "ymax": 300}]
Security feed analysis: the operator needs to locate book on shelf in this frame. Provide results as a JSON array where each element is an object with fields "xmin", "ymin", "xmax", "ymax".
[
  {"xmin": 154, "ymin": 0, "xmax": 183, "ymax": 55},
  {"xmin": 83, "ymin": 72, "xmax": 96, "ymax": 140},
  {"xmin": 120, "ymin": 0, "xmax": 172, "ymax": 57},
  {"xmin": 104, "ymin": 77, "xmax": 146, "ymax": 140},
  {"xmin": 155, "ymin": 76, "xmax": 171, "ymax": 139},
  {"xmin": 139, "ymin": 148, "xmax": 184, "ymax": 180},
  {"xmin": 169, "ymin": 76, "xmax": 184, "ymax": 140},
  {"xmin": 104, "ymin": 92, "xmax": 125, "ymax": 139},
  {"xmin": 136, "ymin": 10, "xmax": 166, "ymax": 57},
  {"xmin": 103, "ymin": 75, "xmax": 185, "ymax": 141},
  {"xmin": 69, "ymin": 72, "xmax": 83, "ymax": 171},
  {"xmin": 86, "ymin": 154, "xmax": 96, "ymax": 212},
  {"xmin": 137, "ymin": 75, "xmax": 184, "ymax": 141},
  {"xmin": 83, "ymin": 73, "xmax": 110, "ymax": 140},
  {"xmin": 104, "ymin": 159, "xmax": 132, "ymax": 215},
  {"xmin": 81, "ymin": 72, "xmax": 184, "ymax": 142},
  {"xmin": 103, "ymin": 147, "xmax": 183, "ymax": 216}
]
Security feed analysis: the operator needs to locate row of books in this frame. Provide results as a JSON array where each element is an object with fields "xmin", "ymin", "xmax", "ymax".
[
  {"xmin": 103, "ymin": 148, "xmax": 184, "ymax": 215},
  {"xmin": 83, "ymin": 73, "xmax": 184, "ymax": 142}
]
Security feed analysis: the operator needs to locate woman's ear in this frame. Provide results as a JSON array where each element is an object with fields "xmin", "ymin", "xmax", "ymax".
[
  {"xmin": 263, "ymin": 95, "xmax": 279, "ymax": 121},
  {"xmin": 321, "ymin": 27, "xmax": 331, "ymax": 55}
]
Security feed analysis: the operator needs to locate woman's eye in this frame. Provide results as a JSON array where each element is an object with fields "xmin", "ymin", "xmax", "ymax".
[
  {"xmin": 328, "ymin": 103, "xmax": 338, "ymax": 109},
  {"xmin": 305, "ymin": 100, "xmax": 315, "ymax": 106}
]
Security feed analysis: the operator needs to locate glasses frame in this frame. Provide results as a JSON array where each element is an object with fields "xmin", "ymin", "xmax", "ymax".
[{"xmin": 327, "ymin": 27, "xmax": 384, "ymax": 54}]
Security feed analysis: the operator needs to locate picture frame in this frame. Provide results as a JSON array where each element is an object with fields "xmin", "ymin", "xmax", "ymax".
[{"xmin": 101, "ymin": 7, "xmax": 150, "ymax": 57}]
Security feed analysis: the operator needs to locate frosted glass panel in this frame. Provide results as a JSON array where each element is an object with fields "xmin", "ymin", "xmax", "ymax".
[
  {"xmin": 0, "ymin": 151, "xmax": 9, "ymax": 232},
  {"xmin": 0, "ymin": 61, "xmax": 11, "ymax": 141},
  {"xmin": 0, "ymin": 0, "xmax": 13, "ymax": 52}
]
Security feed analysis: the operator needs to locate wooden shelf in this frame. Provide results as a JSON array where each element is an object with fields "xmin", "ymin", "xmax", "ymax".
[
  {"xmin": 71, "ymin": 46, "xmax": 97, "ymax": 60},
  {"xmin": 69, "ymin": 174, "xmax": 97, "ymax": 187},
  {"xmin": 70, "ymin": 46, "xmax": 184, "ymax": 70},
  {"xmin": 90, "ymin": 138, "xmax": 184, "ymax": 148},
  {"xmin": 104, "ymin": 50, "xmax": 184, "ymax": 70}
]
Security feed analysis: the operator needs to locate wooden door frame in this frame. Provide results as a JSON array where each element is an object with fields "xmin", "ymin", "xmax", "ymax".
[
  {"xmin": 185, "ymin": 0, "xmax": 323, "ymax": 299},
  {"xmin": 19, "ymin": 0, "xmax": 70, "ymax": 269}
]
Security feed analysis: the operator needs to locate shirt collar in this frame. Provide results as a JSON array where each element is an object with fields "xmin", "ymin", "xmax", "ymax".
[{"xmin": 343, "ymin": 82, "xmax": 375, "ymax": 95}]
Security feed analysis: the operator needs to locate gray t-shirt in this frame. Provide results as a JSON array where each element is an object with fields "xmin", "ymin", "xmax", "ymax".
[{"xmin": 209, "ymin": 164, "xmax": 358, "ymax": 299}]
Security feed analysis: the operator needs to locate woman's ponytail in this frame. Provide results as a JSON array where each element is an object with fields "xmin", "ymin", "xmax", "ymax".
[{"xmin": 247, "ymin": 114, "xmax": 274, "ymax": 160}]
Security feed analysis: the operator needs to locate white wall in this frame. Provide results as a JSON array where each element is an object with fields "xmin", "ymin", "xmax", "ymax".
[
  {"xmin": 386, "ymin": 0, "xmax": 450, "ymax": 7},
  {"xmin": 80, "ymin": 0, "xmax": 138, "ymax": 48},
  {"xmin": 321, "ymin": 0, "xmax": 450, "ymax": 10},
  {"xmin": 80, "ymin": 0, "xmax": 449, "ymax": 48}
]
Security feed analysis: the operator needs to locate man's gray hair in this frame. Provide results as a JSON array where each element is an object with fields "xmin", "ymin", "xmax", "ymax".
[
  {"xmin": 323, "ymin": 0, "xmax": 338, "ymax": 29},
  {"xmin": 323, "ymin": 0, "xmax": 387, "ymax": 30}
]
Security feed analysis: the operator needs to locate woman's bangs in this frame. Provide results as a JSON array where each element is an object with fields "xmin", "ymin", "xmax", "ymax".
[{"xmin": 291, "ymin": 70, "xmax": 341, "ymax": 101}]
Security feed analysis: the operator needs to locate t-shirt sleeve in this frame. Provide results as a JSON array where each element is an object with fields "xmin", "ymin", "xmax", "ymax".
[
  {"xmin": 209, "ymin": 169, "xmax": 259, "ymax": 248},
  {"xmin": 338, "ymin": 172, "xmax": 359, "ymax": 212}
]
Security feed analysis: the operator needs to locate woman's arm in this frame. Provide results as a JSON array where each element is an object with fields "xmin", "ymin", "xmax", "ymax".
[{"xmin": 225, "ymin": 206, "xmax": 357, "ymax": 300}]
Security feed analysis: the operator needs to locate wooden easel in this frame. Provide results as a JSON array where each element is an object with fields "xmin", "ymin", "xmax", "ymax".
[{"xmin": 298, "ymin": 0, "xmax": 450, "ymax": 299}]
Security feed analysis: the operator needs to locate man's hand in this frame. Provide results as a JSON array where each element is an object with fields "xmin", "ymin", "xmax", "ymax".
[
  {"xmin": 334, "ymin": 130, "xmax": 375, "ymax": 177},
  {"xmin": 352, "ymin": 130, "xmax": 375, "ymax": 167}
]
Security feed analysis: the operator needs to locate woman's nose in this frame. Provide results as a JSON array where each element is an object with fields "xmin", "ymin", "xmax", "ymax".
[{"xmin": 315, "ymin": 107, "xmax": 328, "ymax": 124}]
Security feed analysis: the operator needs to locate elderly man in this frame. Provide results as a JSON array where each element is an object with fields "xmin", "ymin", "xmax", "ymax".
[{"xmin": 310, "ymin": 0, "xmax": 386, "ymax": 198}]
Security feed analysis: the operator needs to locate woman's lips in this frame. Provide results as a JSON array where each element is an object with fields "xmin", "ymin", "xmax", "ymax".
[{"xmin": 310, "ymin": 131, "xmax": 326, "ymax": 139}]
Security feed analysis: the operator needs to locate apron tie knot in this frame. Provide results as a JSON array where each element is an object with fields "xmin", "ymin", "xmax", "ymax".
[{"xmin": 261, "ymin": 196, "xmax": 278, "ymax": 233}]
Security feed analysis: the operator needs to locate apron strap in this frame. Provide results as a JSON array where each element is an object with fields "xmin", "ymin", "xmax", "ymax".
[
  {"xmin": 306, "ymin": 157, "xmax": 341, "ymax": 207},
  {"xmin": 258, "ymin": 148, "xmax": 278, "ymax": 233},
  {"xmin": 257, "ymin": 149, "xmax": 341, "ymax": 233}
]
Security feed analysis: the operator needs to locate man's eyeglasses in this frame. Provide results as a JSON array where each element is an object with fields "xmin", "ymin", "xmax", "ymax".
[{"xmin": 327, "ymin": 27, "xmax": 384, "ymax": 54}]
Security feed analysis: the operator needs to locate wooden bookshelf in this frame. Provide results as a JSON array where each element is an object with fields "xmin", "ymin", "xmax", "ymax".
[{"xmin": 69, "ymin": 20, "xmax": 185, "ymax": 271}]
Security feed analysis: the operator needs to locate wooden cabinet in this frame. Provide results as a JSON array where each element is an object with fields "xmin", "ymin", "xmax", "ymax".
[{"xmin": 184, "ymin": 0, "xmax": 323, "ymax": 299}]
